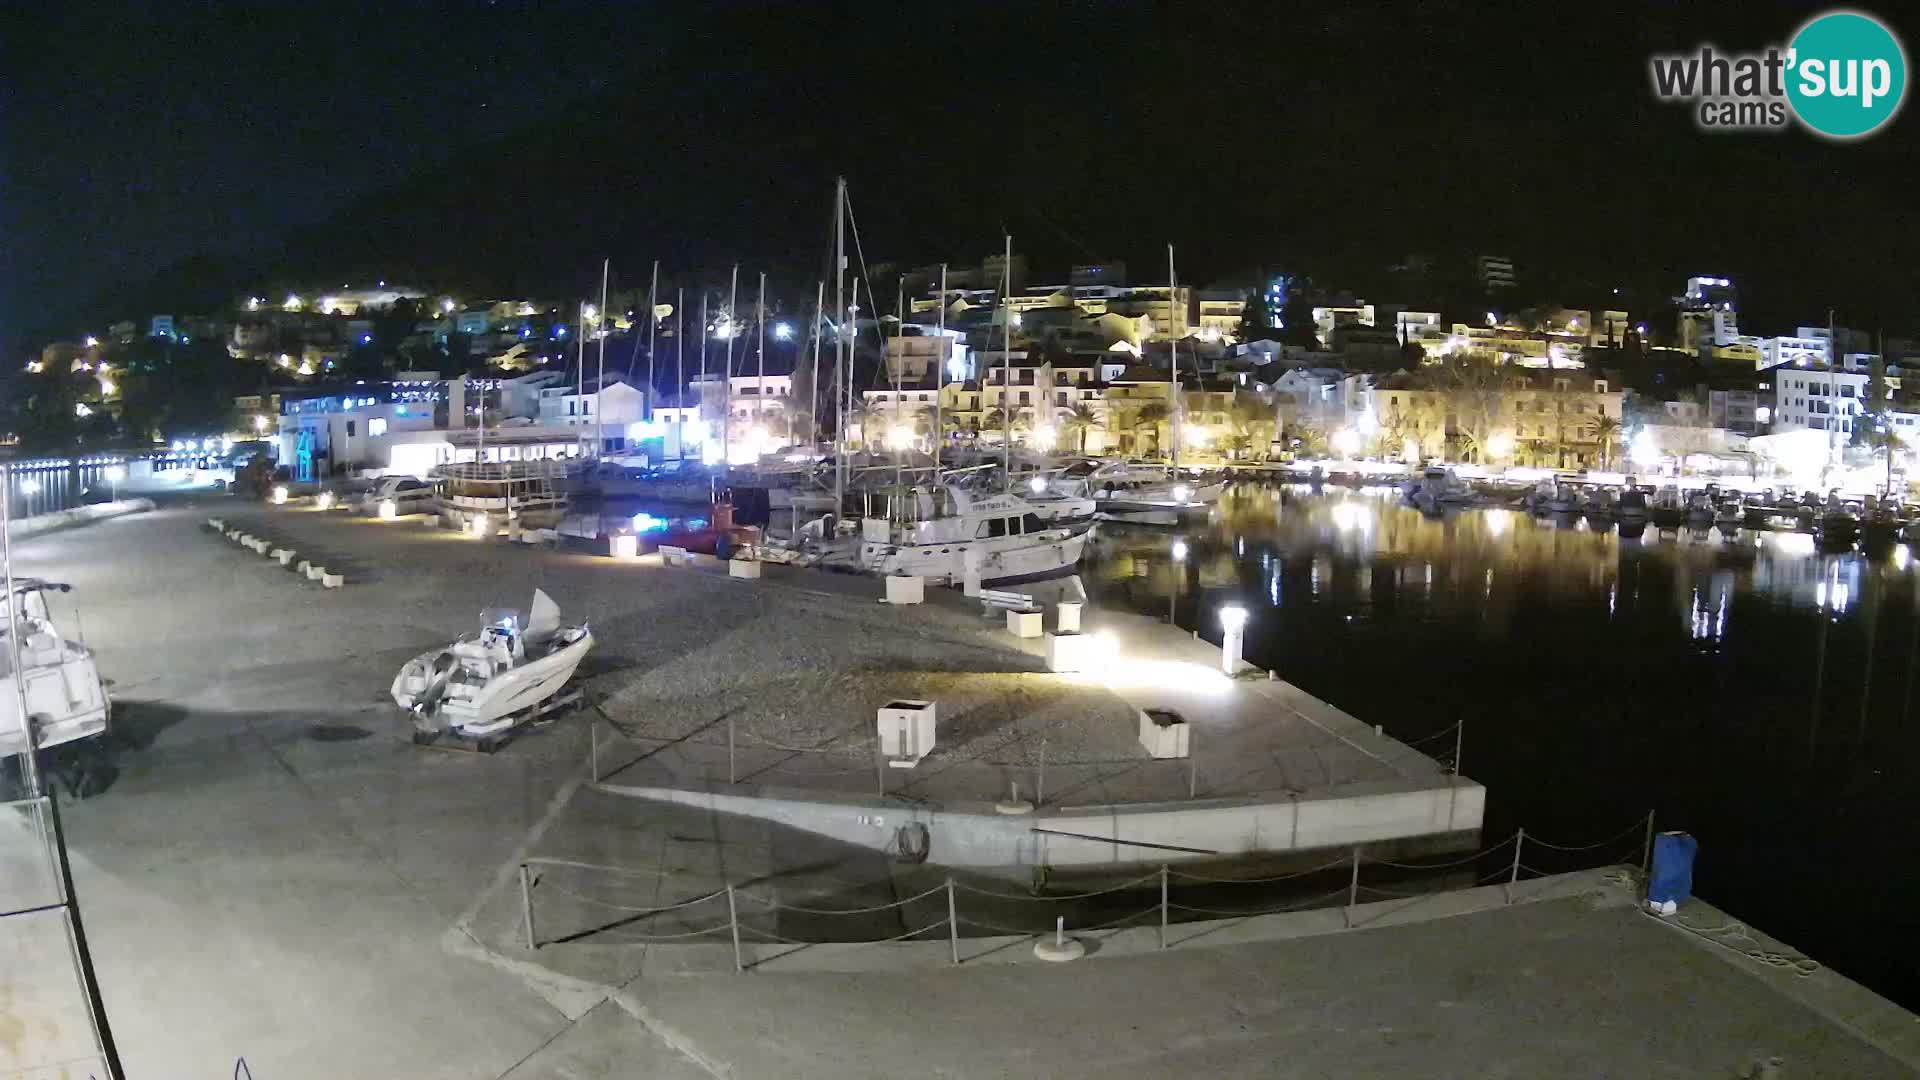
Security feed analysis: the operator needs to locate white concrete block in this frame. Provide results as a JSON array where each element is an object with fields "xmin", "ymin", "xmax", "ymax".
[
  {"xmin": 305, "ymin": 564, "xmax": 327, "ymax": 581},
  {"xmin": 728, "ymin": 558, "xmax": 762, "ymax": 579},
  {"xmin": 1044, "ymin": 631, "xmax": 1097, "ymax": 673},
  {"xmin": 1005, "ymin": 608, "xmax": 1044, "ymax": 639},
  {"xmin": 883, "ymin": 574, "xmax": 924, "ymax": 605},
  {"xmin": 659, "ymin": 544, "xmax": 690, "ymax": 566},
  {"xmin": 207, "ymin": 518, "xmax": 225, "ymax": 531},
  {"xmin": 271, "ymin": 549, "xmax": 295, "ymax": 566},
  {"xmin": 296, "ymin": 560, "xmax": 311, "ymax": 575},
  {"xmin": 1056, "ymin": 601, "xmax": 1082, "ymax": 633},
  {"xmin": 878, "ymin": 698, "xmax": 936, "ymax": 765},
  {"xmin": 609, "ymin": 534, "xmax": 638, "ymax": 559},
  {"xmin": 321, "ymin": 573, "xmax": 344, "ymax": 588},
  {"xmin": 1137, "ymin": 708, "xmax": 1191, "ymax": 759}
]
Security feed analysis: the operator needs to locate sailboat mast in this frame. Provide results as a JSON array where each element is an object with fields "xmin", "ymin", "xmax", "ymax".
[
  {"xmin": 935, "ymin": 263, "xmax": 947, "ymax": 475},
  {"xmin": 808, "ymin": 280, "xmax": 823, "ymax": 449},
  {"xmin": 1168, "ymin": 242, "xmax": 1180, "ymax": 476},
  {"xmin": 645, "ymin": 260, "xmax": 659, "ymax": 419},
  {"xmin": 596, "ymin": 256, "xmax": 609, "ymax": 457},
  {"xmin": 1001, "ymin": 233, "xmax": 1012, "ymax": 490},
  {"xmin": 574, "ymin": 301, "xmax": 586, "ymax": 458},
  {"xmin": 833, "ymin": 177, "xmax": 847, "ymax": 518},
  {"xmin": 723, "ymin": 265, "xmax": 738, "ymax": 470},
  {"xmin": 699, "ymin": 292, "xmax": 709, "ymax": 455},
  {"xmin": 849, "ymin": 276, "xmax": 862, "ymax": 464},
  {"xmin": 757, "ymin": 271, "xmax": 767, "ymax": 453},
  {"xmin": 675, "ymin": 287, "xmax": 685, "ymax": 459},
  {"xmin": 894, "ymin": 278, "xmax": 905, "ymax": 495}
]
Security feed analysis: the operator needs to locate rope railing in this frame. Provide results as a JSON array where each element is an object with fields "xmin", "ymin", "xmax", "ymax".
[{"xmin": 513, "ymin": 809, "xmax": 1662, "ymax": 966}]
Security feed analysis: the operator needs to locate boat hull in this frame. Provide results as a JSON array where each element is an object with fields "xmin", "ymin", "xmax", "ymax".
[
  {"xmin": 394, "ymin": 630, "xmax": 593, "ymax": 737},
  {"xmin": 861, "ymin": 530, "xmax": 1089, "ymax": 585}
]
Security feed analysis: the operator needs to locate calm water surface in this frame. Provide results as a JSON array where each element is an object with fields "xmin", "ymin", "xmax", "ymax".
[{"xmin": 1083, "ymin": 482, "xmax": 1920, "ymax": 1007}]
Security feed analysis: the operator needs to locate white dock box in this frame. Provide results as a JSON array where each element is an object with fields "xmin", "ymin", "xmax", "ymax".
[
  {"xmin": 884, "ymin": 574, "xmax": 925, "ymax": 604},
  {"xmin": 1137, "ymin": 708, "xmax": 1190, "ymax": 759},
  {"xmin": 878, "ymin": 699, "xmax": 937, "ymax": 766}
]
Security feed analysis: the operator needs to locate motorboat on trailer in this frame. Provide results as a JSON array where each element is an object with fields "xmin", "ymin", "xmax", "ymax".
[
  {"xmin": 0, "ymin": 579, "xmax": 109, "ymax": 758},
  {"xmin": 858, "ymin": 483, "xmax": 1090, "ymax": 585},
  {"xmin": 392, "ymin": 589, "xmax": 593, "ymax": 743}
]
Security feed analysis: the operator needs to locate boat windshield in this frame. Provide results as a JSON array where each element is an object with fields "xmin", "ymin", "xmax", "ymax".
[{"xmin": 479, "ymin": 607, "xmax": 522, "ymax": 636}]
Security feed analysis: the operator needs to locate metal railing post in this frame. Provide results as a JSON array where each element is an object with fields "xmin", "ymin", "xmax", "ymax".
[
  {"xmin": 589, "ymin": 720, "xmax": 599, "ymax": 783},
  {"xmin": 519, "ymin": 864, "xmax": 536, "ymax": 950},
  {"xmin": 728, "ymin": 714, "xmax": 737, "ymax": 785},
  {"xmin": 726, "ymin": 884, "xmax": 743, "ymax": 973},
  {"xmin": 1506, "ymin": 828, "xmax": 1524, "ymax": 905},
  {"xmin": 1345, "ymin": 846, "xmax": 1360, "ymax": 928},
  {"xmin": 1036, "ymin": 736, "xmax": 1047, "ymax": 807},
  {"xmin": 946, "ymin": 877, "xmax": 960, "ymax": 965},
  {"xmin": 1159, "ymin": 864, "xmax": 1169, "ymax": 949},
  {"xmin": 1187, "ymin": 752, "xmax": 1197, "ymax": 799},
  {"xmin": 1641, "ymin": 810, "xmax": 1655, "ymax": 876}
]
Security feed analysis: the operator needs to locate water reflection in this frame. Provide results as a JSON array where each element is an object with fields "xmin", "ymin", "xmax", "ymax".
[{"xmin": 1081, "ymin": 482, "xmax": 1920, "ymax": 1008}]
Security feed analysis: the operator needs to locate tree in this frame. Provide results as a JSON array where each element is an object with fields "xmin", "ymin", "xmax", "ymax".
[
  {"xmin": 1227, "ymin": 395, "xmax": 1275, "ymax": 460},
  {"xmin": 1278, "ymin": 290, "xmax": 1318, "ymax": 349},
  {"xmin": 1235, "ymin": 289, "xmax": 1271, "ymax": 343},
  {"xmin": 1060, "ymin": 402, "xmax": 1099, "ymax": 453},
  {"xmin": 1434, "ymin": 350, "xmax": 1516, "ymax": 463},
  {"xmin": 1587, "ymin": 414, "xmax": 1621, "ymax": 469},
  {"xmin": 1131, "ymin": 401, "xmax": 1171, "ymax": 456},
  {"xmin": 1855, "ymin": 355, "xmax": 1890, "ymax": 449}
]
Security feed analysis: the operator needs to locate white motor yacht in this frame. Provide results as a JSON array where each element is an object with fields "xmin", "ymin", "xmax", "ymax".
[
  {"xmin": 392, "ymin": 589, "xmax": 592, "ymax": 740},
  {"xmin": 859, "ymin": 484, "xmax": 1090, "ymax": 585},
  {"xmin": 0, "ymin": 580, "xmax": 109, "ymax": 757},
  {"xmin": 1402, "ymin": 466, "xmax": 1476, "ymax": 513}
]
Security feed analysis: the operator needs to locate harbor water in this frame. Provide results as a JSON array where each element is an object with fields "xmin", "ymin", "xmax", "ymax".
[
  {"xmin": 2, "ymin": 457, "xmax": 130, "ymax": 520},
  {"xmin": 1081, "ymin": 481, "xmax": 1920, "ymax": 1008}
]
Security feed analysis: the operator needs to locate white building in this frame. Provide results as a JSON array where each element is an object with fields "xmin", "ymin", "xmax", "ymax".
[
  {"xmin": 277, "ymin": 378, "xmax": 588, "ymax": 481},
  {"xmin": 1772, "ymin": 367, "xmax": 1867, "ymax": 445}
]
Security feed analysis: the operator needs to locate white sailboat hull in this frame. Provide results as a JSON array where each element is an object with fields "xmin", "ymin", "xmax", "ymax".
[{"xmin": 862, "ymin": 529, "xmax": 1089, "ymax": 585}]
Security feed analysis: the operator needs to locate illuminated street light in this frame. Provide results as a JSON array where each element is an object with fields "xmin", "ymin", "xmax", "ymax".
[
  {"xmin": 270, "ymin": 485, "xmax": 289, "ymax": 504},
  {"xmin": 773, "ymin": 321, "xmax": 794, "ymax": 341},
  {"xmin": 1486, "ymin": 432, "xmax": 1514, "ymax": 460},
  {"xmin": 83, "ymin": 336, "xmax": 99, "ymax": 348},
  {"xmin": 1331, "ymin": 427, "xmax": 1362, "ymax": 457},
  {"xmin": 378, "ymin": 499, "xmax": 398, "ymax": 520},
  {"xmin": 1171, "ymin": 538, "xmax": 1189, "ymax": 562},
  {"xmin": 886, "ymin": 425, "xmax": 916, "ymax": 451},
  {"xmin": 19, "ymin": 479, "xmax": 40, "ymax": 495}
]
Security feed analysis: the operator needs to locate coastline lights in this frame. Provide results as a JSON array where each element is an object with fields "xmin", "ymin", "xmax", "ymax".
[{"xmin": 1629, "ymin": 427, "xmax": 1661, "ymax": 468}]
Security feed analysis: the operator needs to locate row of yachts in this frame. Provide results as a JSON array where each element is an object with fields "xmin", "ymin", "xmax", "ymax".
[{"xmin": 1401, "ymin": 465, "xmax": 1915, "ymax": 545}]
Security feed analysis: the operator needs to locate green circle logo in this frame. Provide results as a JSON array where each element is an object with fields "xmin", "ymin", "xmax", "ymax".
[{"xmin": 1787, "ymin": 11, "xmax": 1907, "ymax": 138}]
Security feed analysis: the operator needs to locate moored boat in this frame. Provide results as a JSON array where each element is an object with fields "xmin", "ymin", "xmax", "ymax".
[{"xmin": 392, "ymin": 589, "xmax": 592, "ymax": 741}]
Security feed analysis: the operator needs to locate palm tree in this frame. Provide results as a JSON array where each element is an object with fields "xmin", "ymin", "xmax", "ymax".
[
  {"xmin": 1587, "ymin": 414, "xmax": 1621, "ymax": 469},
  {"xmin": 1132, "ymin": 401, "xmax": 1171, "ymax": 457},
  {"xmin": 1060, "ymin": 402, "xmax": 1099, "ymax": 454}
]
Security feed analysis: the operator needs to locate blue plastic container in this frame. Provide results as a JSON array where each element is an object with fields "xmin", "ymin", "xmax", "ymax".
[{"xmin": 1648, "ymin": 832, "xmax": 1697, "ymax": 906}]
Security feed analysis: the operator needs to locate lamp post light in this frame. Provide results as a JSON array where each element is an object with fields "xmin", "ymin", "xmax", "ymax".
[
  {"xmin": 1219, "ymin": 604, "xmax": 1250, "ymax": 675},
  {"xmin": 105, "ymin": 463, "xmax": 125, "ymax": 503}
]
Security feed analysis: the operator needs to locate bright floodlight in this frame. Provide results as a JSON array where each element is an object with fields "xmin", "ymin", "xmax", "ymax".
[
  {"xmin": 378, "ymin": 499, "xmax": 397, "ymax": 520},
  {"xmin": 105, "ymin": 465, "xmax": 125, "ymax": 482},
  {"xmin": 1172, "ymin": 483, "xmax": 1192, "ymax": 502},
  {"xmin": 315, "ymin": 491, "xmax": 334, "ymax": 510},
  {"xmin": 1487, "ymin": 432, "xmax": 1514, "ymax": 459},
  {"xmin": 19, "ymin": 479, "xmax": 39, "ymax": 495},
  {"xmin": 886, "ymin": 425, "xmax": 915, "ymax": 450},
  {"xmin": 1028, "ymin": 476, "xmax": 1047, "ymax": 494},
  {"xmin": 773, "ymin": 321, "xmax": 794, "ymax": 340},
  {"xmin": 1219, "ymin": 605, "xmax": 1250, "ymax": 631},
  {"xmin": 1171, "ymin": 538, "xmax": 1189, "ymax": 562},
  {"xmin": 1331, "ymin": 428, "xmax": 1361, "ymax": 457},
  {"xmin": 270, "ymin": 485, "xmax": 288, "ymax": 504},
  {"xmin": 468, "ymin": 515, "xmax": 489, "ymax": 537}
]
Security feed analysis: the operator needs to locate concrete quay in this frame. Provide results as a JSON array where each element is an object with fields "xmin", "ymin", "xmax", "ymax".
[{"xmin": 0, "ymin": 500, "xmax": 1909, "ymax": 1078}]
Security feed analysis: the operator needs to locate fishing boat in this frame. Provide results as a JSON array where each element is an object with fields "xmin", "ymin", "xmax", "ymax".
[
  {"xmin": 1817, "ymin": 491, "xmax": 1860, "ymax": 546},
  {"xmin": 1584, "ymin": 486, "xmax": 1617, "ymax": 522},
  {"xmin": 1402, "ymin": 465, "xmax": 1476, "ymax": 513},
  {"xmin": 0, "ymin": 580, "xmax": 110, "ymax": 758},
  {"xmin": 434, "ymin": 460, "xmax": 571, "ymax": 532},
  {"xmin": 1545, "ymin": 483, "xmax": 1582, "ymax": 515},
  {"xmin": 859, "ymin": 483, "xmax": 1090, "ymax": 585},
  {"xmin": 1714, "ymin": 495, "xmax": 1744, "ymax": 535},
  {"xmin": 1648, "ymin": 484, "xmax": 1685, "ymax": 527},
  {"xmin": 392, "ymin": 589, "xmax": 592, "ymax": 743},
  {"xmin": 1616, "ymin": 479, "xmax": 1650, "ymax": 524},
  {"xmin": 1076, "ymin": 462, "xmax": 1226, "ymax": 517},
  {"xmin": 1859, "ymin": 494, "xmax": 1900, "ymax": 546},
  {"xmin": 1684, "ymin": 490, "xmax": 1716, "ymax": 528}
]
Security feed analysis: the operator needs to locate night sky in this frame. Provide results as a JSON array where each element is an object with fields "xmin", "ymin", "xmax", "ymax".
[{"xmin": 6, "ymin": 1, "xmax": 1917, "ymax": 354}]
